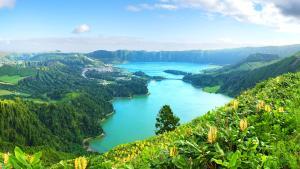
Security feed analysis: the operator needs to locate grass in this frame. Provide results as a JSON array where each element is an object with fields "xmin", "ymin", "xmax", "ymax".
[
  {"xmin": 0, "ymin": 75, "xmax": 25, "ymax": 85},
  {"xmin": 0, "ymin": 90, "xmax": 13, "ymax": 96},
  {"xmin": 203, "ymin": 85, "xmax": 220, "ymax": 93},
  {"xmin": 58, "ymin": 92, "xmax": 81, "ymax": 102},
  {"xmin": 0, "ymin": 90, "xmax": 30, "ymax": 97},
  {"xmin": 64, "ymin": 92, "xmax": 81, "ymax": 100}
]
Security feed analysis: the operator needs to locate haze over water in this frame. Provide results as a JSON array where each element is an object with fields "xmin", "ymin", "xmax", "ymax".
[{"xmin": 90, "ymin": 62, "xmax": 231, "ymax": 152}]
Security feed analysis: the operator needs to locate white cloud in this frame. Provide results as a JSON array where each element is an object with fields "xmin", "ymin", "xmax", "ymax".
[
  {"xmin": 72, "ymin": 24, "xmax": 91, "ymax": 34},
  {"xmin": 127, "ymin": 0, "xmax": 300, "ymax": 33},
  {"xmin": 126, "ymin": 3, "xmax": 178, "ymax": 12},
  {"xmin": 126, "ymin": 5, "xmax": 141, "ymax": 12},
  {"xmin": 154, "ymin": 3, "xmax": 178, "ymax": 10},
  {"xmin": 0, "ymin": 0, "xmax": 15, "ymax": 8}
]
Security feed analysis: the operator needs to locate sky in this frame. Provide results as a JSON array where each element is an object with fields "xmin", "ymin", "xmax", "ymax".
[{"xmin": 1, "ymin": 0, "xmax": 300, "ymax": 52}]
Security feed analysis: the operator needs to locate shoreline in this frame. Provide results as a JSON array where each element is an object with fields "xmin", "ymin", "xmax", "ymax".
[
  {"xmin": 109, "ymin": 92, "xmax": 151, "ymax": 102},
  {"xmin": 83, "ymin": 133, "xmax": 105, "ymax": 152},
  {"xmin": 100, "ymin": 111, "xmax": 115, "ymax": 122},
  {"xmin": 85, "ymin": 91, "xmax": 152, "ymax": 151}
]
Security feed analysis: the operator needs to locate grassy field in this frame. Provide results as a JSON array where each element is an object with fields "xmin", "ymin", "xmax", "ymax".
[
  {"xmin": 203, "ymin": 85, "xmax": 220, "ymax": 93},
  {"xmin": 0, "ymin": 75, "xmax": 25, "ymax": 85},
  {"xmin": 0, "ymin": 90, "xmax": 13, "ymax": 96},
  {"xmin": 0, "ymin": 90, "xmax": 30, "ymax": 97}
]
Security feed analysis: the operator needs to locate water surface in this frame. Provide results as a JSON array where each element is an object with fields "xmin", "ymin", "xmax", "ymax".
[{"xmin": 90, "ymin": 62, "xmax": 231, "ymax": 152}]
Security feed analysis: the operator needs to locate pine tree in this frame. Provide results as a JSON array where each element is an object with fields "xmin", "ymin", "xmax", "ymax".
[{"xmin": 155, "ymin": 105, "xmax": 180, "ymax": 135}]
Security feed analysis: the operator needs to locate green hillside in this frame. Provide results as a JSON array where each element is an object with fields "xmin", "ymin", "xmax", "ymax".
[
  {"xmin": 0, "ymin": 53, "xmax": 149, "ymax": 165},
  {"xmin": 0, "ymin": 65, "xmax": 36, "ymax": 85},
  {"xmin": 184, "ymin": 52, "xmax": 300, "ymax": 96},
  {"xmin": 47, "ymin": 71, "xmax": 300, "ymax": 169}
]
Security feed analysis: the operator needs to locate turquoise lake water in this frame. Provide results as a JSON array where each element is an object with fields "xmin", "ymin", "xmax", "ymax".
[{"xmin": 89, "ymin": 62, "xmax": 231, "ymax": 152}]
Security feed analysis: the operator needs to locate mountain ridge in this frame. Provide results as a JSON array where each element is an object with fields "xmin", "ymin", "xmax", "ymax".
[{"xmin": 88, "ymin": 44, "xmax": 300, "ymax": 65}]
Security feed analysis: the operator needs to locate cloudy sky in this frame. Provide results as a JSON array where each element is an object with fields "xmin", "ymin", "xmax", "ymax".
[{"xmin": 0, "ymin": 0, "xmax": 300, "ymax": 52}]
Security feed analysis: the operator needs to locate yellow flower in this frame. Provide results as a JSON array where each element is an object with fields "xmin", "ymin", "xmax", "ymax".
[
  {"xmin": 278, "ymin": 107, "xmax": 284, "ymax": 113},
  {"xmin": 256, "ymin": 101, "xmax": 265, "ymax": 111},
  {"xmin": 239, "ymin": 119, "xmax": 248, "ymax": 131},
  {"xmin": 169, "ymin": 146, "xmax": 178, "ymax": 157},
  {"xmin": 264, "ymin": 105, "xmax": 272, "ymax": 112},
  {"xmin": 232, "ymin": 100, "xmax": 239, "ymax": 110},
  {"xmin": 74, "ymin": 157, "xmax": 88, "ymax": 169},
  {"xmin": 208, "ymin": 126, "xmax": 217, "ymax": 144},
  {"xmin": 2, "ymin": 153, "xmax": 9, "ymax": 165},
  {"xmin": 275, "ymin": 77, "xmax": 281, "ymax": 83}
]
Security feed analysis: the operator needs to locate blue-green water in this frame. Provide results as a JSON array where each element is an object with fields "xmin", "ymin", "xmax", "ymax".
[{"xmin": 90, "ymin": 62, "xmax": 231, "ymax": 152}]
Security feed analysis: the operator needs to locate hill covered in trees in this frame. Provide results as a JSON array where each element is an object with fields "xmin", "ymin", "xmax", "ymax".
[
  {"xmin": 88, "ymin": 44, "xmax": 300, "ymax": 65},
  {"xmin": 183, "ymin": 52, "xmax": 300, "ymax": 96},
  {"xmin": 0, "ymin": 53, "xmax": 149, "ymax": 165}
]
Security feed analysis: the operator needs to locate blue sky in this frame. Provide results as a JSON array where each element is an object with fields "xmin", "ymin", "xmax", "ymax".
[{"xmin": 0, "ymin": 0, "xmax": 300, "ymax": 52}]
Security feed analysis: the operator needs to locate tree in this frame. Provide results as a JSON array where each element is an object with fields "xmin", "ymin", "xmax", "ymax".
[{"xmin": 155, "ymin": 105, "xmax": 180, "ymax": 135}]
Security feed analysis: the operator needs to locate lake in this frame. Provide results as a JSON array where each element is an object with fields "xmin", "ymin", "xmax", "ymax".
[{"xmin": 89, "ymin": 62, "xmax": 231, "ymax": 152}]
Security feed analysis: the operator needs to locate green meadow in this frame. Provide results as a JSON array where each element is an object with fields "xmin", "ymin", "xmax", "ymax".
[{"xmin": 0, "ymin": 75, "xmax": 25, "ymax": 85}]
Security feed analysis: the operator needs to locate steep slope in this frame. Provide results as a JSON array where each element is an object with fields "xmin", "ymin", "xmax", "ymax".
[
  {"xmin": 0, "ymin": 99, "xmax": 61, "ymax": 148},
  {"xmin": 51, "ymin": 72, "xmax": 300, "ymax": 169},
  {"xmin": 184, "ymin": 52, "xmax": 300, "ymax": 96},
  {"xmin": 88, "ymin": 44, "xmax": 300, "ymax": 65},
  {"xmin": 0, "ymin": 97, "xmax": 111, "ymax": 154}
]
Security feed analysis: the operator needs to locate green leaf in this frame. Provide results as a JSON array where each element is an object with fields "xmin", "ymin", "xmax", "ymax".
[
  {"xmin": 229, "ymin": 151, "xmax": 240, "ymax": 168},
  {"xmin": 9, "ymin": 156, "xmax": 28, "ymax": 169},
  {"xmin": 212, "ymin": 158, "xmax": 223, "ymax": 165},
  {"xmin": 14, "ymin": 147, "xmax": 31, "ymax": 168},
  {"xmin": 215, "ymin": 143, "xmax": 225, "ymax": 156},
  {"xmin": 124, "ymin": 164, "xmax": 135, "ymax": 169},
  {"xmin": 30, "ymin": 151, "xmax": 42, "ymax": 165}
]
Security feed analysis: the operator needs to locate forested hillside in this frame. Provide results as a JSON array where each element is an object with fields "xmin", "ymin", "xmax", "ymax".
[
  {"xmin": 88, "ymin": 44, "xmax": 300, "ymax": 65},
  {"xmin": 0, "ymin": 53, "xmax": 148, "ymax": 165},
  {"xmin": 184, "ymin": 52, "xmax": 300, "ymax": 96}
]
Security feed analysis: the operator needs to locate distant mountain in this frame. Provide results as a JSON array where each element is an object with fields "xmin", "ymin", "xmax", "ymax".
[
  {"xmin": 88, "ymin": 44, "xmax": 300, "ymax": 65},
  {"xmin": 241, "ymin": 53, "xmax": 279, "ymax": 62},
  {"xmin": 205, "ymin": 53, "xmax": 280, "ymax": 74},
  {"xmin": 183, "ymin": 51, "xmax": 300, "ymax": 96}
]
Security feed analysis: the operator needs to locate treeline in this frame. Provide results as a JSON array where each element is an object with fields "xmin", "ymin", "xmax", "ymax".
[{"xmin": 0, "ymin": 64, "xmax": 36, "ymax": 77}]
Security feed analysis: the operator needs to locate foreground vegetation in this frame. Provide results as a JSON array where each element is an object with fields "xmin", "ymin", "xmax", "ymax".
[{"xmin": 46, "ymin": 71, "xmax": 299, "ymax": 168}]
